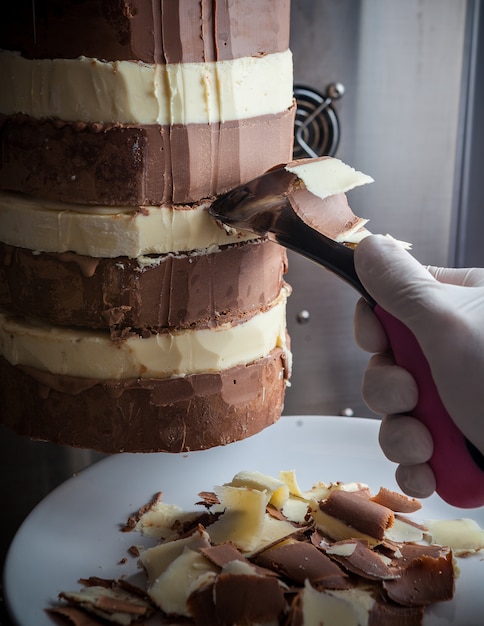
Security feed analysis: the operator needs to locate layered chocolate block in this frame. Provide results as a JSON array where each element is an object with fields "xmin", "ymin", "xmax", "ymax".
[{"xmin": 0, "ymin": 1, "xmax": 294, "ymax": 452}]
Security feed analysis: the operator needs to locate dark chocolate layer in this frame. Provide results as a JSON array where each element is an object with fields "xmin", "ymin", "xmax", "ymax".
[
  {"xmin": 0, "ymin": 0, "xmax": 290, "ymax": 63},
  {"xmin": 0, "ymin": 348, "xmax": 289, "ymax": 453},
  {"xmin": 0, "ymin": 240, "xmax": 288, "ymax": 334},
  {"xmin": 0, "ymin": 109, "xmax": 295, "ymax": 205}
]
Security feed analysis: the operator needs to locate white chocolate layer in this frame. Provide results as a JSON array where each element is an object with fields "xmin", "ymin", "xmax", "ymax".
[
  {"xmin": 0, "ymin": 289, "xmax": 289, "ymax": 379},
  {"xmin": 0, "ymin": 192, "xmax": 256, "ymax": 257},
  {"xmin": 0, "ymin": 50, "xmax": 293, "ymax": 125}
]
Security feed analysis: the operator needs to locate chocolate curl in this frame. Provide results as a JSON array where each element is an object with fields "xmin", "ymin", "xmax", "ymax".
[
  {"xmin": 371, "ymin": 487, "xmax": 422, "ymax": 513},
  {"xmin": 319, "ymin": 490, "xmax": 394, "ymax": 541}
]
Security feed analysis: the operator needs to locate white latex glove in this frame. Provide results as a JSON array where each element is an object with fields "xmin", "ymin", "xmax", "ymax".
[{"xmin": 353, "ymin": 234, "xmax": 484, "ymax": 498}]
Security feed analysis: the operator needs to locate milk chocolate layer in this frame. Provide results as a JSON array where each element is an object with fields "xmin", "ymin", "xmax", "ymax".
[
  {"xmin": 0, "ymin": 349, "xmax": 288, "ymax": 453},
  {"xmin": 0, "ymin": 110, "xmax": 295, "ymax": 205},
  {"xmin": 0, "ymin": 0, "xmax": 290, "ymax": 63},
  {"xmin": 0, "ymin": 240, "xmax": 288, "ymax": 334}
]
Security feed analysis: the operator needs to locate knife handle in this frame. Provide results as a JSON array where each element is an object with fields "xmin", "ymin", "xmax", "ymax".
[{"xmin": 374, "ymin": 305, "xmax": 484, "ymax": 508}]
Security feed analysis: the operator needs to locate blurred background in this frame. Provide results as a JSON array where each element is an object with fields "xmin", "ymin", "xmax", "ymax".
[
  {"xmin": 1, "ymin": 1, "xmax": 483, "ymax": 619},
  {"xmin": 284, "ymin": 0, "xmax": 484, "ymax": 417}
]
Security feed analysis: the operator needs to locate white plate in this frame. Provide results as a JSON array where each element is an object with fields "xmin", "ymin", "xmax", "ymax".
[{"xmin": 4, "ymin": 416, "xmax": 484, "ymax": 625}]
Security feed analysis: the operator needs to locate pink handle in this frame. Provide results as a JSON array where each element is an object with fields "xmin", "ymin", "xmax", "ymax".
[{"xmin": 375, "ymin": 305, "xmax": 484, "ymax": 508}]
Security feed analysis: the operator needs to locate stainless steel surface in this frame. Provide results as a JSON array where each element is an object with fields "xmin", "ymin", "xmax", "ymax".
[{"xmin": 452, "ymin": 0, "xmax": 484, "ymax": 267}]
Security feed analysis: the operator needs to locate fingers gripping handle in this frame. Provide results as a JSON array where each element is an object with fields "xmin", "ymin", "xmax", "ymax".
[{"xmin": 374, "ymin": 305, "xmax": 484, "ymax": 508}]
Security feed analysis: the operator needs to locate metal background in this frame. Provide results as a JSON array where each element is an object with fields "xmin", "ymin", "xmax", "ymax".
[{"xmin": 284, "ymin": 0, "xmax": 479, "ymax": 418}]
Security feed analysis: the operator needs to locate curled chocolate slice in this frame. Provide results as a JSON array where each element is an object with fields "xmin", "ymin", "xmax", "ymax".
[{"xmin": 316, "ymin": 490, "xmax": 395, "ymax": 543}]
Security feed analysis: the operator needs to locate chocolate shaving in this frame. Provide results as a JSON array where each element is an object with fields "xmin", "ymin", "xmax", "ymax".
[
  {"xmin": 319, "ymin": 490, "xmax": 394, "ymax": 540},
  {"xmin": 383, "ymin": 549, "xmax": 455, "ymax": 606},
  {"xmin": 326, "ymin": 539, "xmax": 398, "ymax": 581},
  {"xmin": 122, "ymin": 492, "xmax": 163, "ymax": 531},
  {"xmin": 188, "ymin": 572, "xmax": 286, "ymax": 625},
  {"xmin": 368, "ymin": 594, "xmax": 425, "ymax": 626},
  {"xmin": 93, "ymin": 595, "xmax": 147, "ymax": 616},
  {"xmin": 266, "ymin": 502, "xmax": 290, "ymax": 521},
  {"xmin": 394, "ymin": 514, "xmax": 427, "ymax": 531},
  {"xmin": 49, "ymin": 473, "xmax": 462, "ymax": 624},
  {"xmin": 254, "ymin": 539, "xmax": 351, "ymax": 589},
  {"xmin": 201, "ymin": 543, "xmax": 278, "ymax": 578},
  {"xmin": 46, "ymin": 606, "xmax": 105, "ymax": 626},
  {"xmin": 196, "ymin": 491, "xmax": 220, "ymax": 507},
  {"xmin": 78, "ymin": 577, "xmax": 115, "ymax": 589},
  {"xmin": 371, "ymin": 487, "xmax": 422, "ymax": 513}
]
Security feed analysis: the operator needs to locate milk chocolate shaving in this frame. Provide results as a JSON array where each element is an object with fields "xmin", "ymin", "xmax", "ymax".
[
  {"xmin": 391, "ymin": 543, "xmax": 447, "ymax": 565},
  {"xmin": 319, "ymin": 490, "xmax": 395, "ymax": 541},
  {"xmin": 368, "ymin": 595, "xmax": 425, "ymax": 626},
  {"xmin": 200, "ymin": 543, "xmax": 248, "ymax": 568},
  {"xmin": 394, "ymin": 514, "xmax": 427, "ymax": 530},
  {"xmin": 254, "ymin": 540, "xmax": 351, "ymax": 589},
  {"xmin": 57, "ymin": 585, "xmax": 153, "ymax": 623},
  {"xmin": 383, "ymin": 549, "xmax": 455, "ymax": 606},
  {"xmin": 325, "ymin": 539, "xmax": 398, "ymax": 581},
  {"xmin": 201, "ymin": 543, "xmax": 278, "ymax": 578},
  {"xmin": 196, "ymin": 491, "xmax": 220, "ymax": 507},
  {"xmin": 288, "ymin": 190, "xmax": 367, "ymax": 242},
  {"xmin": 371, "ymin": 487, "xmax": 422, "ymax": 513},
  {"xmin": 123, "ymin": 492, "xmax": 163, "ymax": 532},
  {"xmin": 46, "ymin": 606, "xmax": 104, "ymax": 626},
  {"xmin": 188, "ymin": 573, "xmax": 286, "ymax": 626},
  {"xmin": 266, "ymin": 503, "xmax": 291, "ymax": 521}
]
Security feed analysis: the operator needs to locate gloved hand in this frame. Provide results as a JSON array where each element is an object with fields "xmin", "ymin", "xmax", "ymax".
[{"xmin": 353, "ymin": 234, "xmax": 484, "ymax": 498}]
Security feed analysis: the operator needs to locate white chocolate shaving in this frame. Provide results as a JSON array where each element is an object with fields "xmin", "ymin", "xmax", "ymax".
[
  {"xmin": 425, "ymin": 518, "xmax": 484, "ymax": 555},
  {"xmin": 285, "ymin": 158, "xmax": 374, "ymax": 200}
]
